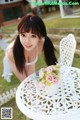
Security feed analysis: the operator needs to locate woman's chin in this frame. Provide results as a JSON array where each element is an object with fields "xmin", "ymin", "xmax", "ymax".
[{"xmin": 24, "ymin": 47, "xmax": 34, "ymax": 52}]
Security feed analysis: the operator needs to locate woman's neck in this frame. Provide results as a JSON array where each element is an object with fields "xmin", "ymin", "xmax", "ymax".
[{"xmin": 24, "ymin": 47, "xmax": 38, "ymax": 62}]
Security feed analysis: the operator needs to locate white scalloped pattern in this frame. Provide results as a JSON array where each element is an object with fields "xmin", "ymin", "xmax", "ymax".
[{"xmin": 60, "ymin": 34, "xmax": 76, "ymax": 66}]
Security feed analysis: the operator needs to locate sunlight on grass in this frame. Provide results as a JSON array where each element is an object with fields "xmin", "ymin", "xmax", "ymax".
[
  {"xmin": 73, "ymin": 54, "xmax": 80, "ymax": 68},
  {"xmin": 1, "ymin": 24, "xmax": 18, "ymax": 31},
  {"xmin": 0, "ymin": 49, "xmax": 20, "ymax": 94},
  {"xmin": 45, "ymin": 18, "xmax": 80, "ymax": 28}
]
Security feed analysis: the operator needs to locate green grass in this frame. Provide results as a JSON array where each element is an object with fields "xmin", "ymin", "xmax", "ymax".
[
  {"xmin": 73, "ymin": 54, "xmax": 80, "ymax": 68},
  {"xmin": 1, "ymin": 24, "xmax": 17, "ymax": 31},
  {"xmin": 1, "ymin": 98, "xmax": 26, "ymax": 120},
  {"xmin": 45, "ymin": 18, "xmax": 80, "ymax": 28},
  {"xmin": 42, "ymin": 11, "xmax": 60, "ymax": 19},
  {"xmin": 1, "ymin": 23, "xmax": 18, "ymax": 38},
  {"xmin": 0, "ymin": 49, "xmax": 20, "ymax": 95}
]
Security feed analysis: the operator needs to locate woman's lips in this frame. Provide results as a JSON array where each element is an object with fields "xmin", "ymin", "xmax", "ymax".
[{"xmin": 25, "ymin": 45, "xmax": 32, "ymax": 48}]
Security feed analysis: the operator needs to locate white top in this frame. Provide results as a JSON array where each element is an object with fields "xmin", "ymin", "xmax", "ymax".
[{"xmin": 25, "ymin": 46, "xmax": 38, "ymax": 66}]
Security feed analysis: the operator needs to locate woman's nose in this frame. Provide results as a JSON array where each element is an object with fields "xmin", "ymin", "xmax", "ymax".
[{"xmin": 25, "ymin": 37, "xmax": 30, "ymax": 43}]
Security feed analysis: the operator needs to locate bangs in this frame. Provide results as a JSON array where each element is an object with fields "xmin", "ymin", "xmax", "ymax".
[{"xmin": 18, "ymin": 20, "xmax": 41, "ymax": 37}]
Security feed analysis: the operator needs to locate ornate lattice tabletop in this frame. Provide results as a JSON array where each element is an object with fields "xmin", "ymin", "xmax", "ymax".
[{"xmin": 16, "ymin": 65, "xmax": 80, "ymax": 120}]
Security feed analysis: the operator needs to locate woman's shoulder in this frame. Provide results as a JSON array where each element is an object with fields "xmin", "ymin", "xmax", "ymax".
[{"xmin": 6, "ymin": 41, "xmax": 15, "ymax": 62}]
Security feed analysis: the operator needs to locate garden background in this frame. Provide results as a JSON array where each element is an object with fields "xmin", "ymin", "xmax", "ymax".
[{"xmin": 0, "ymin": 5, "xmax": 80, "ymax": 120}]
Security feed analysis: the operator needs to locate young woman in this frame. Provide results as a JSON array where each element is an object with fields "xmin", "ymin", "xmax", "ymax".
[{"xmin": 6, "ymin": 15, "xmax": 57, "ymax": 82}]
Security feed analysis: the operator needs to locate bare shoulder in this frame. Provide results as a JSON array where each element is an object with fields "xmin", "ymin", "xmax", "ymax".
[{"xmin": 6, "ymin": 41, "xmax": 15, "ymax": 62}]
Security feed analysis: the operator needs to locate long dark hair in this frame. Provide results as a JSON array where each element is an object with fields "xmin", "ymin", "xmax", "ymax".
[{"xmin": 13, "ymin": 15, "xmax": 57, "ymax": 73}]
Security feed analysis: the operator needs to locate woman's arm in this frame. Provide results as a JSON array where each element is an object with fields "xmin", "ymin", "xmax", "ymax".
[
  {"xmin": 6, "ymin": 45, "xmax": 27, "ymax": 82},
  {"xmin": 7, "ymin": 59, "xmax": 27, "ymax": 82},
  {"xmin": 6, "ymin": 45, "xmax": 35, "ymax": 82}
]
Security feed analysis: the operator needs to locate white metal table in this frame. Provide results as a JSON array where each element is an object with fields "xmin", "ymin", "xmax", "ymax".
[{"xmin": 16, "ymin": 65, "xmax": 80, "ymax": 120}]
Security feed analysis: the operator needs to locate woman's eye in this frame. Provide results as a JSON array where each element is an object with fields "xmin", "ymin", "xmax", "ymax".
[
  {"xmin": 21, "ymin": 33, "xmax": 25, "ymax": 37},
  {"xmin": 32, "ymin": 35, "xmax": 37, "ymax": 38}
]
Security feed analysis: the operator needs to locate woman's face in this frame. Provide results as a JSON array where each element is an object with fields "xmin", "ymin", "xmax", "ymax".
[{"xmin": 19, "ymin": 31, "xmax": 40, "ymax": 51}]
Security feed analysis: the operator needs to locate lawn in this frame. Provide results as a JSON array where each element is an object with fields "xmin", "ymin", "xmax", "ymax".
[{"xmin": 45, "ymin": 18, "xmax": 80, "ymax": 28}]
